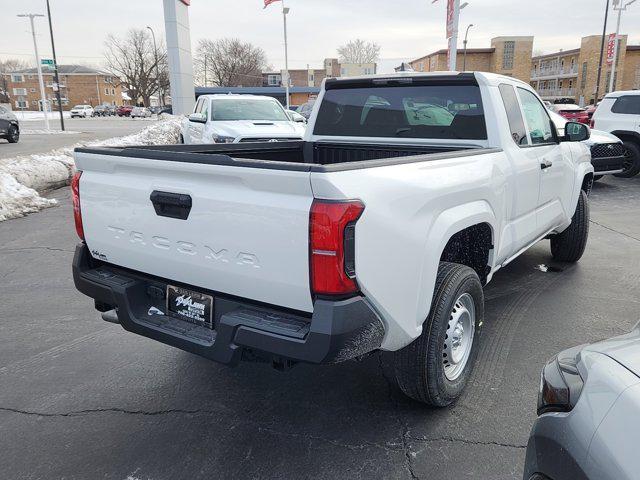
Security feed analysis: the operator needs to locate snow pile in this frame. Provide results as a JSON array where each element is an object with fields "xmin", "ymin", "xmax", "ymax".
[
  {"xmin": 14, "ymin": 111, "xmax": 71, "ymax": 121},
  {"xmin": 0, "ymin": 116, "xmax": 182, "ymax": 222},
  {"xmin": 0, "ymin": 173, "xmax": 57, "ymax": 222}
]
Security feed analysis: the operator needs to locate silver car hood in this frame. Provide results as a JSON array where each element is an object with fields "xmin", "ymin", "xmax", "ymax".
[{"xmin": 584, "ymin": 323, "xmax": 640, "ymax": 377}]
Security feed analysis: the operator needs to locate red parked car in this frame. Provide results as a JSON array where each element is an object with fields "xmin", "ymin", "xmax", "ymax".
[
  {"xmin": 551, "ymin": 103, "xmax": 590, "ymax": 124},
  {"xmin": 117, "ymin": 105, "xmax": 133, "ymax": 117}
]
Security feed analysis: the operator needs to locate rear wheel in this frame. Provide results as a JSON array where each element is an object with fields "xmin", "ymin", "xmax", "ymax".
[
  {"xmin": 550, "ymin": 190, "xmax": 589, "ymax": 262},
  {"xmin": 614, "ymin": 141, "xmax": 640, "ymax": 178},
  {"xmin": 394, "ymin": 262, "xmax": 484, "ymax": 407},
  {"xmin": 7, "ymin": 125, "xmax": 19, "ymax": 143}
]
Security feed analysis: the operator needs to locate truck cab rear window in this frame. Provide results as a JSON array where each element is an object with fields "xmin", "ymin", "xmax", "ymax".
[{"xmin": 313, "ymin": 84, "xmax": 487, "ymax": 140}]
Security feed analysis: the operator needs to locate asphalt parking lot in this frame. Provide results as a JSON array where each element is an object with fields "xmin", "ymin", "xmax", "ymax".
[
  {"xmin": 0, "ymin": 175, "xmax": 639, "ymax": 480},
  {"xmin": 0, "ymin": 116, "xmax": 155, "ymax": 160}
]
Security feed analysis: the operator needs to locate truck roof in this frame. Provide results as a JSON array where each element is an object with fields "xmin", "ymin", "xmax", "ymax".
[{"xmin": 323, "ymin": 71, "xmax": 530, "ymax": 88}]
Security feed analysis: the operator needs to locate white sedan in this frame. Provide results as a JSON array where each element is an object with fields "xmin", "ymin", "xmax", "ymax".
[
  {"xmin": 70, "ymin": 105, "xmax": 94, "ymax": 118},
  {"xmin": 180, "ymin": 94, "xmax": 306, "ymax": 144}
]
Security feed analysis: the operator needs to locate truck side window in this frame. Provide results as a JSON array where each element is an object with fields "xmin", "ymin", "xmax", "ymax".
[
  {"xmin": 498, "ymin": 84, "xmax": 528, "ymax": 146},
  {"xmin": 517, "ymin": 88, "xmax": 555, "ymax": 146},
  {"xmin": 194, "ymin": 98, "xmax": 203, "ymax": 114}
]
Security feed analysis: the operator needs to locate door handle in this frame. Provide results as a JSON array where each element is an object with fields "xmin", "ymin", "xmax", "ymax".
[{"xmin": 540, "ymin": 159, "xmax": 553, "ymax": 170}]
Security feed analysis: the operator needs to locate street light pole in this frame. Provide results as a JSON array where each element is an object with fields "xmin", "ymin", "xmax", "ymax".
[
  {"xmin": 18, "ymin": 13, "xmax": 49, "ymax": 130},
  {"xmin": 594, "ymin": 0, "xmax": 611, "ymax": 104},
  {"xmin": 282, "ymin": 0, "xmax": 291, "ymax": 110},
  {"xmin": 147, "ymin": 26, "xmax": 163, "ymax": 107},
  {"xmin": 45, "ymin": 0, "xmax": 64, "ymax": 131},
  {"xmin": 609, "ymin": 0, "xmax": 637, "ymax": 93},
  {"xmin": 462, "ymin": 24, "xmax": 474, "ymax": 71}
]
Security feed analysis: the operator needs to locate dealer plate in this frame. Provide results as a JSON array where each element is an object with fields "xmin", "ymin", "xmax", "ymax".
[{"xmin": 166, "ymin": 285, "xmax": 214, "ymax": 329}]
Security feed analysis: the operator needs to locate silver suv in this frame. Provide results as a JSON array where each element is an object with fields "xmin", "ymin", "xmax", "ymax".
[
  {"xmin": 0, "ymin": 105, "xmax": 19, "ymax": 144},
  {"xmin": 591, "ymin": 91, "xmax": 640, "ymax": 178}
]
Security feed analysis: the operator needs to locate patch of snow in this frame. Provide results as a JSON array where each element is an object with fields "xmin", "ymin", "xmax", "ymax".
[
  {"xmin": 13, "ymin": 110, "xmax": 71, "ymax": 121},
  {"xmin": 0, "ymin": 173, "xmax": 57, "ymax": 222},
  {"xmin": 22, "ymin": 129, "xmax": 81, "ymax": 135},
  {"xmin": 0, "ymin": 116, "xmax": 182, "ymax": 222}
]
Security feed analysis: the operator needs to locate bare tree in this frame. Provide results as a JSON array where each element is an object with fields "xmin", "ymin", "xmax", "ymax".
[
  {"xmin": 103, "ymin": 29, "xmax": 167, "ymax": 106},
  {"xmin": 337, "ymin": 39, "xmax": 381, "ymax": 64},
  {"xmin": 194, "ymin": 38, "xmax": 267, "ymax": 87},
  {"xmin": 0, "ymin": 58, "xmax": 29, "ymax": 103}
]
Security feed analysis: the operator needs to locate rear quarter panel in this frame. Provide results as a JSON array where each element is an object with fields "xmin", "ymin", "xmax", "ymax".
[{"xmin": 310, "ymin": 151, "xmax": 507, "ymax": 350}]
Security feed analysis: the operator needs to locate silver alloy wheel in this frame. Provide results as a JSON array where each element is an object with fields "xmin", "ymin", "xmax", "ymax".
[{"xmin": 443, "ymin": 292, "xmax": 476, "ymax": 381}]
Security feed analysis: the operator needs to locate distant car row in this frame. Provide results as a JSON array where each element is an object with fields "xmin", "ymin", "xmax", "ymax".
[{"xmin": 68, "ymin": 104, "xmax": 173, "ymax": 118}]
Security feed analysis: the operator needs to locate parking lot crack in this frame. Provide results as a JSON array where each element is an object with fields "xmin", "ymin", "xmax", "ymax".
[
  {"xmin": 401, "ymin": 422, "xmax": 421, "ymax": 480},
  {"xmin": 589, "ymin": 220, "xmax": 640, "ymax": 243},
  {"xmin": 0, "ymin": 406, "xmax": 214, "ymax": 417},
  {"xmin": 0, "ymin": 246, "xmax": 74, "ymax": 254},
  {"xmin": 406, "ymin": 434, "xmax": 526, "ymax": 450}
]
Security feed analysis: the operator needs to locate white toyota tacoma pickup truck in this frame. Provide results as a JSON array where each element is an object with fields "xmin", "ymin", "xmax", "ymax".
[{"xmin": 72, "ymin": 72, "xmax": 594, "ymax": 406}]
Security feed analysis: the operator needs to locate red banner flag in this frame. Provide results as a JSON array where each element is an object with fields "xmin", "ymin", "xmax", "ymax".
[{"xmin": 264, "ymin": 0, "xmax": 281, "ymax": 8}]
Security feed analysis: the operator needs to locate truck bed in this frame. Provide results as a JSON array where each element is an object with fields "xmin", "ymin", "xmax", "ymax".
[{"xmin": 75, "ymin": 141, "xmax": 496, "ymax": 172}]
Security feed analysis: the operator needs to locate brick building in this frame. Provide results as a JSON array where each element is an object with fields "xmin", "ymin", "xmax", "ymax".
[
  {"xmin": 531, "ymin": 35, "xmax": 640, "ymax": 105},
  {"xmin": 2, "ymin": 65, "xmax": 123, "ymax": 111},
  {"xmin": 407, "ymin": 36, "xmax": 534, "ymax": 82},
  {"xmin": 263, "ymin": 57, "xmax": 377, "ymax": 90}
]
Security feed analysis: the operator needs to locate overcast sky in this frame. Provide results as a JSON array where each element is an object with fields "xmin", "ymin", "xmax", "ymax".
[{"xmin": 2, "ymin": 0, "xmax": 639, "ymax": 73}]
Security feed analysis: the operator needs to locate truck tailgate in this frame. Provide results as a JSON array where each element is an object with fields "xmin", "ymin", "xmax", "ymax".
[{"xmin": 75, "ymin": 151, "xmax": 314, "ymax": 312}]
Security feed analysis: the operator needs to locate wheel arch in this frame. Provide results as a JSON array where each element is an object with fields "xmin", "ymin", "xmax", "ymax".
[
  {"xmin": 611, "ymin": 130, "xmax": 640, "ymax": 146},
  {"xmin": 414, "ymin": 201, "xmax": 497, "ymax": 333}
]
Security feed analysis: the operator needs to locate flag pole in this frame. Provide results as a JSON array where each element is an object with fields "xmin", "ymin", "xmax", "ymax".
[{"xmin": 282, "ymin": 0, "xmax": 290, "ymax": 110}]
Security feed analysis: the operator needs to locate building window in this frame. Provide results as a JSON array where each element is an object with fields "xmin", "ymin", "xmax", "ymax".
[
  {"xmin": 112, "ymin": 88, "xmax": 115, "ymax": 95},
  {"xmin": 30, "ymin": 88, "xmax": 36, "ymax": 93},
  {"xmin": 267, "ymin": 74, "xmax": 281, "ymax": 86},
  {"xmin": 570, "ymin": 58, "xmax": 575, "ymax": 71},
  {"xmin": 581, "ymin": 62, "xmax": 588, "ymax": 89},
  {"xmin": 341, "ymin": 68, "xmax": 346, "ymax": 76},
  {"xmin": 309, "ymin": 74, "xmax": 314, "ymax": 82},
  {"xmin": 418, "ymin": 62, "xmax": 424, "ymax": 72},
  {"xmin": 105, "ymin": 76, "xmax": 112, "ymax": 83},
  {"xmin": 12, "ymin": 88, "xmax": 27, "ymax": 96},
  {"xmin": 11, "ymin": 74, "xmax": 24, "ymax": 82},
  {"xmin": 15, "ymin": 99, "xmax": 27, "ymax": 109},
  {"xmin": 502, "ymin": 41, "xmax": 515, "ymax": 70},
  {"xmin": 105, "ymin": 87, "xmax": 110, "ymax": 95},
  {"xmin": 634, "ymin": 66, "xmax": 640, "ymax": 89},
  {"xmin": 568, "ymin": 80, "xmax": 573, "ymax": 89}
]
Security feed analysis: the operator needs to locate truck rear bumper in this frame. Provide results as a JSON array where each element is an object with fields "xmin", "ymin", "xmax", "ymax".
[{"xmin": 72, "ymin": 243, "xmax": 385, "ymax": 366}]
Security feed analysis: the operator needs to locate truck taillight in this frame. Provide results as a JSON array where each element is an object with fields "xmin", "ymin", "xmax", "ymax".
[
  {"xmin": 310, "ymin": 200, "xmax": 364, "ymax": 296},
  {"xmin": 71, "ymin": 171, "xmax": 84, "ymax": 240}
]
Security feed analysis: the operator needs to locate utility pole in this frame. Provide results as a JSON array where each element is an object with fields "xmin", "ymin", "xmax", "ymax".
[
  {"xmin": 462, "ymin": 24, "xmax": 474, "ymax": 71},
  {"xmin": 594, "ymin": 0, "xmax": 611, "ymax": 104},
  {"xmin": 45, "ymin": 0, "xmax": 64, "ymax": 131},
  {"xmin": 147, "ymin": 26, "xmax": 163, "ymax": 106},
  {"xmin": 282, "ymin": 0, "xmax": 291, "ymax": 109},
  {"xmin": 17, "ymin": 13, "xmax": 49, "ymax": 130},
  {"xmin": 609, "ymin": 0, "xmax": 637, "ymax": 93}
]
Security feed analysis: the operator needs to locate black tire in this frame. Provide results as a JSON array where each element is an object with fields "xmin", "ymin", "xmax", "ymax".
[
  {"xmin": 179, "ymin": 134, "xmax": 185, "ymax": 144},
  {"xmin": 593, "ymin": 175, "xmax": 603, "ymax": 182},
  {"xmin": 393, "ymin": 262, "xmax": 484, "ymax": 407},
  {"xmin": 7, "ymin": 125, "xmax": 19, "ymax": 144},
  {"xmin": 614, "ymin": 141, "xmax": 640, "ymax": 178},
  {"xmin": 550, "ymin": 190, "xmax": 589, "ymax": 262}
]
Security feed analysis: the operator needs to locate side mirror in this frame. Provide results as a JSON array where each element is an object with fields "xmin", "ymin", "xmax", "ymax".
[
  {"xmin": 564, "ymin": 122, "xmax": 590, "ymax": 142},
  {"xmin": 188, "ymin": 113, "xmax": 206, "ymax": 123}
]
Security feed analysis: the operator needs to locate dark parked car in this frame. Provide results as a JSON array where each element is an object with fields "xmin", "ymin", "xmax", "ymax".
[
  {"xmin": 93, "ymin": 105, "xmax": 111, "ymax": 117},
  {"xmin": 524, "ymin": 324, "xmax": 640, "ymax": 480},
  {"xmin": 117, "ymin": 105, "xmax": 133, "ymax": 117},
  {"xmin": 551, "ymin": 103, "xmax": 590, "ymax": 124},
  {"xmin": 0, "ymin": 105, "xmax": 19, "ymax": 143},
  {"xmin": 158, "ymin": 104, "xmax": 173, "ymax": 115},
  {"xmin": 297, "ymin": 100, "xmax": 315, "ymax": 120}
]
